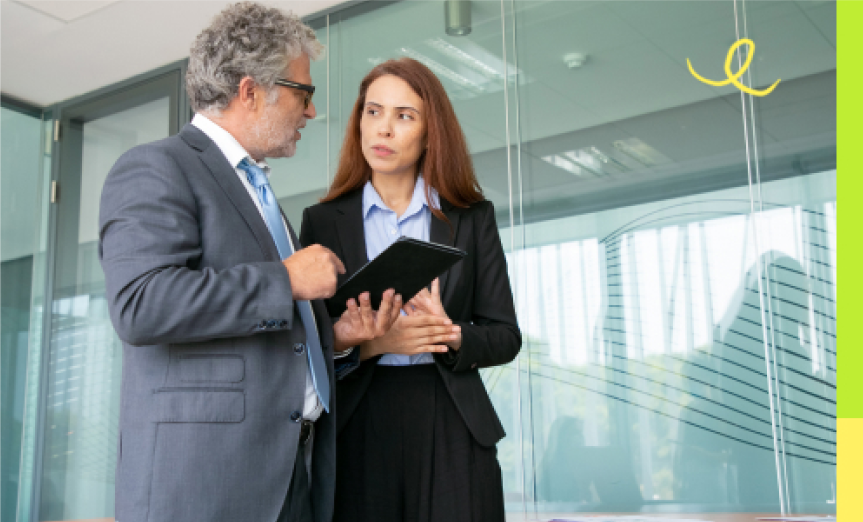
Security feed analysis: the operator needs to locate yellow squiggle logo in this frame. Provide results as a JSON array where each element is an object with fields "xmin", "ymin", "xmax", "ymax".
[{"xmin": 687, "ymin": 38, "xmax": 780, "ymax": 97}]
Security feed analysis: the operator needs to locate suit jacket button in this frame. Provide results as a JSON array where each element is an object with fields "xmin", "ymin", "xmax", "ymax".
[
  {"xmin": 293, "ymin": 343, "xmax": 305, "ymax": 355},
  {"xmin": 290, "ymin": 411, "xmax": 302, "ymax": 422},
  {"xmin": 279, "ymin": 320, "xmax": 288, "ymax": 328}
]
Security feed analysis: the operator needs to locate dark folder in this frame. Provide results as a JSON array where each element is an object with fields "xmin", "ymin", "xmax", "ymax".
[{"xmin": 329, "ymin": 237, "xmax": 467, "ymax": 315}]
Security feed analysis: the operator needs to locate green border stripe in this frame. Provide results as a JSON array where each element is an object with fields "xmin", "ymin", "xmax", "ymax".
[{"xmin": 838, "ymin": 1, "xmax": 861, "ymax": 419}]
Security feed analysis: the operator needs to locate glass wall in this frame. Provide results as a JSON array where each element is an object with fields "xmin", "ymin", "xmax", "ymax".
[
  {"xmin": 745, "ymin": 1, "xmax": 836, "ymax": 513},
  {"xmin": 1, "ymin": 101, "xmax": 48, "ymax": 522},
  {"xmin": 310, "ymin": 1, "xmax": 836, "ymax": 518},
  {"xmin": 6, "ymin": 1, "xmax": 834, "ymax": 520}
]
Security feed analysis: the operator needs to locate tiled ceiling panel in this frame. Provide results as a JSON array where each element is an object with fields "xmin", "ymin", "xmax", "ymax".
[{"xmin": 15, "ymin": 0, "xmax": 122, "ymax": 23}]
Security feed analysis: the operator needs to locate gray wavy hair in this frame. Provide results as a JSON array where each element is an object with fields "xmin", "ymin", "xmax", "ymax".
[{"xmin": 186, "ymin": 2, "xmax": 323, "ymax": 114}]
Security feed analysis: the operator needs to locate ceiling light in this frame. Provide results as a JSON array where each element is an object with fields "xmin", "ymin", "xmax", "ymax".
[
  {"xmin": 426, "ymin": 38, "xmax": 503, "ymax": 81},
  {"xmin": 445, "ymin": 0, "xmax": 472, "ymax": 36},
  {"xmin": 613, "ymin": 138, "xmax": 671, "ymax": 168},
  {"xmin": 400, "ymin": 47, "xmax": 485, "ymax": 94},
  {"xmin": 563, "ymin": 149, "xmax": 604, "ymax": 177},
  {"xmin": 563, "ymin": 53, "xmax": 588, "ymax": 69},
  {"xmin": 542, "ymin": 155, "xmax": 585, "ymax": 177},
  {"xmin": 588, "ymin": 146, "xmax": 630, "ymax": 172}
]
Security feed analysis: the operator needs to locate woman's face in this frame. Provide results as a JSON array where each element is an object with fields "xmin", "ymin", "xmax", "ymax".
[{"xmin": 360, "ymin": 75, "xmax": 426, "ymax": 179}]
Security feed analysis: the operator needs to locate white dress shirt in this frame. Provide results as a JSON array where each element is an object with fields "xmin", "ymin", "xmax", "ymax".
[{"xmin": 192, "ymin": 113, "xmax": 323, "ymax": 421}]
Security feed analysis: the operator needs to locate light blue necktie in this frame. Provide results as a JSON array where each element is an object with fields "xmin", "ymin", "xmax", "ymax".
[{"xmin": 239, "ymin": 158, "xmax": 330, "ymax": 413}]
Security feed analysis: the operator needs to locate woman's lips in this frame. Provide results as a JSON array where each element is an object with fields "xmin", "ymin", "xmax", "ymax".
[{"xmin": 372, "ymin": 145, "xmax": 394, "ymax": 157}]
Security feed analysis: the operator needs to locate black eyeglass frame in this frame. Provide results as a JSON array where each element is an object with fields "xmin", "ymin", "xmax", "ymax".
[{"xmin": 274, "ymin": 78, "xmax": 315, "ymax": 108}]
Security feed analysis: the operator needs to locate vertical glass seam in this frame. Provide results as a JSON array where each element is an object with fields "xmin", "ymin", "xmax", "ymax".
[
  {"xmin": 507, "ymin": 0, "xmax": 534, "ymax": 517},
  {"xmin": 15, "ymin": 111, "xmax": 49, "ymax": 522},
  {"xmin": 28, "ymin": 111, "xmax": 63, "ymax": 522},
  {"xmin": 739, "ymin": 0, "xmax": 792, "ymax": 509},
  {"xmin": 732, "ymin": 0, "xmax": 787, "ymax": 514},
  {"xmin": 497, "ymin": 2, "xmax": 526, "ymax": 520}
]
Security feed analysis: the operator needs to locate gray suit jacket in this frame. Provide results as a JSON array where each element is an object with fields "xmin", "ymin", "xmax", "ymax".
[{"xmin": 99, "ymin": 124, "xmax": 336, "ymax": 522}]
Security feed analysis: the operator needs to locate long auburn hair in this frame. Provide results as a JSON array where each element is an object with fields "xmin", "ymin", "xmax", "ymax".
[{"xmin": 321, "ymin": 57, "xmax": 484, "ymax": 221}]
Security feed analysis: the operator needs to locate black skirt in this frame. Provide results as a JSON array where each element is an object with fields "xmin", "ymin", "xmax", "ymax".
[{"xmin": 333, "ymin": 364, "xmax": 505, "ymax": 522}]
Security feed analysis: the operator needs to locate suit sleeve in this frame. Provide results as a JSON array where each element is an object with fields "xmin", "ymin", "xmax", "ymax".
[
  {"xmin": 99, "ymin": 146, "xmax": 295, "ymax": 346},
  {"xmin": 439, "ymin": 201, "xmax": 522, "ymax": 371}
]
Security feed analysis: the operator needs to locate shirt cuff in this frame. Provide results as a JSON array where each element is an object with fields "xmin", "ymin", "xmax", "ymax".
[
  {"xmin": 334, "ymin": 347, "xmax": 361, "ymax": 380},
  {"xmin": 334, "ymin": 346, "xmax": 354, "ymax": 359}
]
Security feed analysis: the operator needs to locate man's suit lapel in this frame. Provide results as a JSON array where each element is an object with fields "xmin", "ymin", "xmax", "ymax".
[
  {"xmin": 430, "ymin": 198, "xmax": 461, "ymax": 303},
  {"xmin": 180, "ymin": 125, "xmax": 280, "ymax": 261},
  {"xmin": 333, "ymin": 190, "xmax": 369, "ymax": 279}
]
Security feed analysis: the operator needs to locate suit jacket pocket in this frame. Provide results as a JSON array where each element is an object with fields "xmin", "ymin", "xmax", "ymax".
[
  {"xmin": 153, "ymin": 388, "xmax": 245, "ymax": 423},
  {"xmin": 179, "ymin": 354, "xmax": 244, "ymax": 383}
]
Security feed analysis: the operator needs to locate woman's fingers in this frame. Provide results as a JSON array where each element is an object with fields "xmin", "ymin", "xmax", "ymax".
[
  {"xmin": 388, "ymin": 294, "xmax": 402, "ymax": 323},
  {"xmin": 374, "ymin": 289, "xmax": 400, "ymax": 334},
  {"xmin": 346, "ymin": 298, "xmax": 361, "ymax": 325},
  {"xmin": 375, "ymin": 289, "xmax": 393, "ymax": 325},
  {"xmin": 410, "ymin": 344, "xmax": 450, "ymax": 354},
  {"xmin": 400, "ymin": 325, "xmax": 460, "ymax": 349},
  {"xmin": 358, "ymin": 292, "xmax": 374, "ymax": 328},
  {"xmin": 402, "ymin": 314, "xmax": 452, "ymax": 327}
]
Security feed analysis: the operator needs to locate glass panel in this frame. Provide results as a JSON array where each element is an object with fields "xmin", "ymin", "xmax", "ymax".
[
  {"xmin": 742, "ymin": 0, "xmax": 836, "ymax": 515},
  {"xmin": 14, "ymin": 116, "xmax": 54, "ymax": 522},
  {"xmin": 511, "ymin": 0, "xmax": 784, "ymax": 518},
  {"xmin": 1, "ymin": 104, "xmax": 46, "ymax": 522},
  {"xmin": 39, "ymin": 97, "xmax": 171, "ymax": 521},
  {"xmin": 327, "ymin": 0, "xmax": 525, "ymax": 511},
  {"xmin": 270, "ymin": 26, "xmax": 331, "ymax": 227}
]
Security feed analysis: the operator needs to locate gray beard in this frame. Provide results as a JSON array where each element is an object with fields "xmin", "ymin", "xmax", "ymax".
[{"xmin": 249, "ymin": 113, "xmax": 296, "ymax": 159}]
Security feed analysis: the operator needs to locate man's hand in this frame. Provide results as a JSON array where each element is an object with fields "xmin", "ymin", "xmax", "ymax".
[
  {"xmin": 282, "ymin": 244, "xmax": 346, "ymax": 300},
  {"xmin": 333, "ymin": 289, "xmax": 401, "ymax": 352}
]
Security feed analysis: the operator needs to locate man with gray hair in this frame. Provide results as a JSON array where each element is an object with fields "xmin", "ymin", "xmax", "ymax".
[{"xmin": 99, "ymin": 3, "xmax": 348, "ymax": 521}]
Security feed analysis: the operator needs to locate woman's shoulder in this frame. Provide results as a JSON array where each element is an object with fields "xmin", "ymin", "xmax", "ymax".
[{"xmin": 448, "ymin": 197, "xmax": 494, "ymax": 220}]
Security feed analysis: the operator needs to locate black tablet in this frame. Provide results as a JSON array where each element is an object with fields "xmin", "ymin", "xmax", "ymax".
[{"xmin": 328, "ymin": 237, "xmax": 467, "ymax": 315}]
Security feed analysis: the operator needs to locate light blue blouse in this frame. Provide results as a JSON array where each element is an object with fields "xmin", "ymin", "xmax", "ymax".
[{"xmin": 362, "ymin": 175, "xmax": 440, "ymax": 366}]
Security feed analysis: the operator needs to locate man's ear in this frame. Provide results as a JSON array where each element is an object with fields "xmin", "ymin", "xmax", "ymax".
[{"xmin": 237, "ymin": 76, "xmax": 259, "ymax": 111}]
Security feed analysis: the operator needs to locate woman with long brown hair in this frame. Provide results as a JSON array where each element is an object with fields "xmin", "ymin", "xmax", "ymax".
[{"xmin": 300, "ymin": 57, "xmax": 521, "ymax": 522}]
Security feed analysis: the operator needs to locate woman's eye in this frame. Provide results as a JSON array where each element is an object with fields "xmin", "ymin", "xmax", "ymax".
[
  {"xmin": 366, "ymin": 108, "xmax": 378, "ymax": 116},
  {"xmin": 399, "ymin": 113, "xmax": 414, "ymax": 120}
]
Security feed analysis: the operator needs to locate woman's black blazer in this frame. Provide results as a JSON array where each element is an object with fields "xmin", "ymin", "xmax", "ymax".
[{"xmin": 299, "ymin": 189, "xmax": 522, "ymax": 447}]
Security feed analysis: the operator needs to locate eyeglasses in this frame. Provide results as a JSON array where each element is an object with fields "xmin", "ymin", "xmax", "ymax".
[{"xmin": 274, "ymin": 78, "xmax": 315, "ymax": 109}]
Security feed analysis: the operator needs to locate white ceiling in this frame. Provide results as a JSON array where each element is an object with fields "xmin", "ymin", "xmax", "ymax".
[{"xmin": 0, "ymin": 0, "xmax": 345, "ymax": 107}]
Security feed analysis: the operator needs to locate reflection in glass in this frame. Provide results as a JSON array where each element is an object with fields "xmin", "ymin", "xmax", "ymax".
[
  {"xmin": 743, "ymin": 0, "xmax": 836, "ymax": 513},
  {"xmin": 504, "ymin": 174, "xmax": 834, "ymax": 515},
  {"xmin": 509, "ymin": 0, "xmax": 833, "ymax": 517}
]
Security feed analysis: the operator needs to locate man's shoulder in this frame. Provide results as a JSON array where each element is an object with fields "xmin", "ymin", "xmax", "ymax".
[
  {"xmin": 112, "ymin": 126, "xmax": 211, "ymax": 176},
  {"xmin": 123, "ymin": 126, "xmax": 203, "ymax": 160}
]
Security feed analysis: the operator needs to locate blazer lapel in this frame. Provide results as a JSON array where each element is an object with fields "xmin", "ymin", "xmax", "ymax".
[
  {"xmin": 429, "ymin": 198, "xmax": 461, "ymax": 301},
  {"xmin": 181, "ymin": 125, "xmax": 280, "ymax": 261},
  {"xmin": 333, "ymin": 190, "xmax": 369, "ymax": 279}
]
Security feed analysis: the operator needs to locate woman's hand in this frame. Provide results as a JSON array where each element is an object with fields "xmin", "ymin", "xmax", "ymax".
[
  {"xmin": 403, "ymin": 278, "xmax": 462, "ymax": 350},
  {"xmin": 333, "ymin": 289, "xmax": 401, "ymax": 353},
  {"xmin": 359, "ymin": 314, "xmax": 460, "ymax": 361}
]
